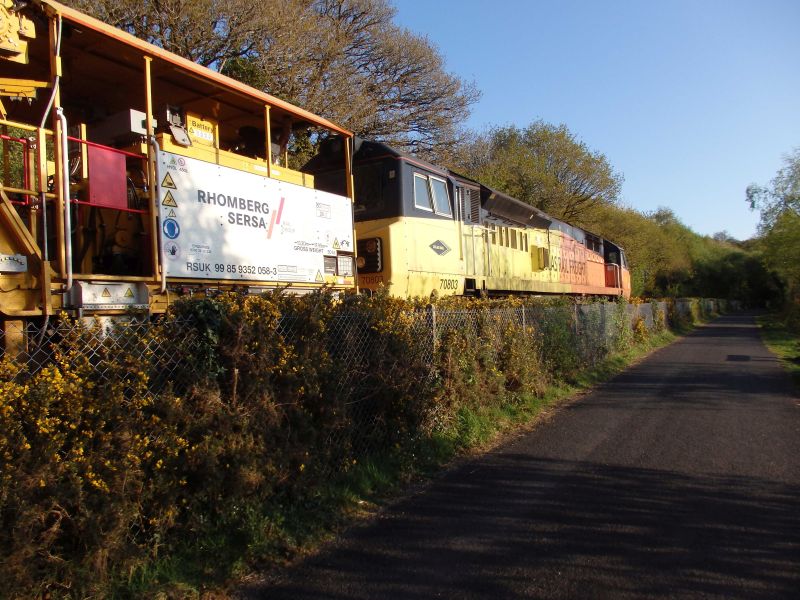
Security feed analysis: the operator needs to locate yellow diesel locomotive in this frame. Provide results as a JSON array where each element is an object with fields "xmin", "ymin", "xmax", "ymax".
[{"xmin": 308, "ymin": 140, "xmax": 631, "ymax": 299}]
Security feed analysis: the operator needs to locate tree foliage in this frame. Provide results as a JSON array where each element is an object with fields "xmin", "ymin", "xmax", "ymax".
[
  {"xmin": 67, "ymin": 0, "xmax": 478, "ymax": 158},
  {"xmin": 748, "ymin": 149, "xmax": 800, "ymax": 307},
  {"xmin": 747, "ymin": 148, "xmax": 800, "ymax": 231},
  {"xmin": 449, "ymin": 122, "xmax": 623, "ymax": 222}
]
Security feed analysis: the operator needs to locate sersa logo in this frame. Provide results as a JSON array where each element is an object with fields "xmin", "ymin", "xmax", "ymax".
[{"xmin": 429, "ymin": 240, "xmax": 451, "ymax": 256}]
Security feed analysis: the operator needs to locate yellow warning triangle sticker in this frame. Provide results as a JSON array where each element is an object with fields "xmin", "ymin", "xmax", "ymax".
[
  {"xmin": 162, "ymin": 191, "xmax": 178, "ymax": 207},
  {"xmin": 101, "ymin": 288, "xmax": 111, "ymax": 298},
  {"xmin": 315, "ymin": 270, "xmax": 323, "ymax": 282},
  {"xmin": 333, "ymin": 238, "xmax": 340, "ymax": 250},
  {"xmin": 167, "ymin": 209, "xmax": 177, "ymax": 218},
  {"xmin": 161, "ymin": 172, "xmax": 177, "ymax": 189},
  {"xmin": 124, "ymin": 287, "xmax": 134, "ymax": 298}
]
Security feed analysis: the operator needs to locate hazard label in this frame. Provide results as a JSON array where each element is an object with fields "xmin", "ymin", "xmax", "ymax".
[
  {"xmin": 333, "ymin": 238, "xmax": 340, "ymax": 250},
  {"xmin": 101, "ymin": 288, "xmax": 111, "ymax": 298},
  {"xmin": 162, "ymin": 191, "xmax": 178, "ymax": 207},
  {"xmin": 167, "ymin": 209, "xmax": 177, "ymax": 218},
  {"xmin": 124, "ymin": 287, "xmax": 134, "ymax": 298},
  {"xmin": 161, "ymin": 172, "xmax": 177, "ymax": 189},
  {"xmin": 315, "ymin": 270, "xmax": 323, "ymax": 282}
]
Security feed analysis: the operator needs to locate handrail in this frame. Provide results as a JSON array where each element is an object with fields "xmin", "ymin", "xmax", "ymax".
[
  {"xmin": 0, "ymin": 118, "xmax": 53, "ymax": 134},
  {"xmin": 56, "ymin": 106, "xmax": 72, "ymax": 292},
  {"xmin": 66, "ymin": 135, "xmax": 145, "ymax": 159},
  {"xmin": 149, "ymin": 135, "xmax": 166, "ymax": 293}
]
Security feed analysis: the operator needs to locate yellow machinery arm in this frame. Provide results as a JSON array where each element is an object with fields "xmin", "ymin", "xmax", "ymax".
[{"xmin": 0, "ymin": 0, "xmax": 36, "ymax": 64}]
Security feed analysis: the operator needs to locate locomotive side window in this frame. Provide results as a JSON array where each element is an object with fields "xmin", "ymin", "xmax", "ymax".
[
  {"xmin": 430, "ymin": 177, "xmax": 452, "ymax": 216},
  {"xmin": 585, "ymin": 234, "xmax": 602, "ymax": 253},
  {"xmin": 413, "ymin": 172, "xmax": 451, "ymax": 216},
  {"xmin": 414, "ymin": 173, "xmax": 434, "ymax": 211}
]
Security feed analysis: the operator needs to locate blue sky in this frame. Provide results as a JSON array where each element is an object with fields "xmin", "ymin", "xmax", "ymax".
[{"xmin": 391, "ymin": 0, "xmax": 800, "ymax": 240}]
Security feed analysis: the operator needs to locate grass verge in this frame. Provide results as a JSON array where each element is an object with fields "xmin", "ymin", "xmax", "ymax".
[{"xmin": 757, "ymin": 314, "xmax": 800, "ymax": 392}]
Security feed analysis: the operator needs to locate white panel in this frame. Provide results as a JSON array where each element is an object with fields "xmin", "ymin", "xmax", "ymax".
[
  {"xmin": 0, "ymin": 254, "xmax": 27, "ymax": 273},
  {"xmin": 157, "ymin": 151, "xmax": 353, "ymax": 283}
]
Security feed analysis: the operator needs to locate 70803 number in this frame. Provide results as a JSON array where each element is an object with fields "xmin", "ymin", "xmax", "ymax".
[{"xmin": 439, "ymin": 278, "xmax": 459, "ymax": 290}]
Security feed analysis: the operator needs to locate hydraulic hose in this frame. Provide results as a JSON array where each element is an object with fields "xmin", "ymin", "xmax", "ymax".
[{"xmin": 56, "ymin": 107, "xmax": 72, "ymax": 292}]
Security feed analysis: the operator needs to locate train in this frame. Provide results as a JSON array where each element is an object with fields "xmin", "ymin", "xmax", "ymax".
[
  {"xmin": 0, "ymin": 1, "xmax": 630, "ymax": 353},
  {"xmin": 0, "ymin": 0, "xmax": 357, "ymax": 351},
  {"xmin": 306, "ymin": 140, "xmax": 631, "ymax": 299}
]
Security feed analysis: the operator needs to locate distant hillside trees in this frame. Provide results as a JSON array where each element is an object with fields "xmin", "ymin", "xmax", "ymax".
[
  {"xmin": 67, "ymin": 0, "xmax": 478, "ymax": 158},
  {"xmin": 585, "ymin": 205, "xmax": 777, "ymax": 304}
]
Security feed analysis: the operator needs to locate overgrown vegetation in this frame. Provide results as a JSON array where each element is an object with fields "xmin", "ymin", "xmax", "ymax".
[
  {"xmin": 1, "ymin": 291, "xmax": 682, "ymax": 598},
  {"xmin": 757, "ymin": 314, "xmax": 800, "ymax": 393}
]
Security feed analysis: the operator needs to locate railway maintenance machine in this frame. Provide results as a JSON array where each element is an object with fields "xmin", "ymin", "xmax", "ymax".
[{"xmin": 0, "ymin": 0, "xmax": 357, "ymax": 352}]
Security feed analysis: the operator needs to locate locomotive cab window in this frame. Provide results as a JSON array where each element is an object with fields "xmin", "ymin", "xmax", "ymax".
[
  {"xmin": 352, "ymin": 162, "xmax": 387, "ymax": 219},
  {"xmin": 413, "ymin": 172, "xmax": 451, "ymax": 216},
  {"xmin": 430, "ymin": 177, "xmax": 452, "ymax": 216},
  {"xmin": 414, "ymin": 173, "xmax": 434, "ymax": 212}
]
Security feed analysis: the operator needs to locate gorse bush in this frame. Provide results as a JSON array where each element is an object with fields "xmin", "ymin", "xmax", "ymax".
[
  {"xmin": 0, "ymin": 321, "xmax": 188, "ymax": 596},
  {"xmin": 0, "ymin": 290, "xmax": 667, "ymax": 597}
]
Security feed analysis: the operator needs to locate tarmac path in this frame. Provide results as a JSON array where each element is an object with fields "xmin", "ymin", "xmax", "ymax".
[{"xmin": 245, "ymin": 313, "xmax": 800, "ymax": 599}]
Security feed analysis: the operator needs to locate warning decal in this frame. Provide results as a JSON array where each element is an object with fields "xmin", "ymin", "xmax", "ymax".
[
  {"xmin": 124, "ymin": 287, "xmax": 134, "ymax": 298},
  {"xmin": 162, "ymin": 191, "xmax": 178, "ymax": 207},
  {"xmin": 101, "ymin": 288, "xmax": 111, "ymax": 298},
  {"xmin": 161, "ymin": 172, "xmax": 177, "ymax": 189}
]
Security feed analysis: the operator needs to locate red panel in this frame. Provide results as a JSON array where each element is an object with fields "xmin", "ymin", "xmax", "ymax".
[
  {"xmin": 87, "ymin": 144, "xmax": 127, "ymax": 209},
  {"xmin": 605, "ymin": 264, "xmax": 620, "ymax": 288}
]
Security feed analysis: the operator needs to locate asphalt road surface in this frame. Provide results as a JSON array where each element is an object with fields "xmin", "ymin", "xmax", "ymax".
[{"xmin": 245, "ymin": 313, "xmax": 800, "ymax": 599}]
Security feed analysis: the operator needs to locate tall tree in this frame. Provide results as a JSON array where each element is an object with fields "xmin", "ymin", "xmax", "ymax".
[
  {"xmin": 747, "ymin": 148, "xmax": 800, "ymax": 231},
  {"xmin": 67, "ymin": 0, "xmax": 478, "ymax": 158},
  {"xmin": 748, "ymin": 148, "xmax": 800, "ymax": 305},
  {"xmin": 450, "ymin": 122, "xmax": 623, "ymax": 222}
]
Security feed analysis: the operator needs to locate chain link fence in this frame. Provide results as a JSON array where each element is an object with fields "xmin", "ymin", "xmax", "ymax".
[
  {"xmin": 1, "ymin": 300, "xmax": 673, "ymax": 468},
  {"xmin": 0, "ymin": 302, "xmax": 670, "ymax": 378}
]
